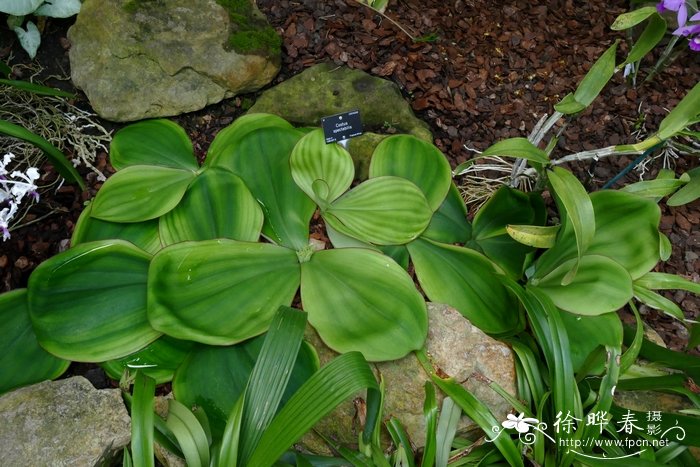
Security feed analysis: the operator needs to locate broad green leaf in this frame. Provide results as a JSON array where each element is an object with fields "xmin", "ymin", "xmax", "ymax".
[
  {"xmin": 163, "ymin": 400, "xmax": 210, "ymax": 467},
  {"xmin": 546, "ymin": 167, "xmax": 595, "ymax": 284},
  {"xmin": 34, "ymin": 0, "xmax": 81, "ymax": 17},
  {"xmin": 530, "ymin": 255, "xmax": 633, "ymax": 315},
  {"xmin": 131, "ymin": 371, "xmax": 156, "ymax": 467},
  {"xmin": 620, "ymin": 177, "xmax": 686, "ymax": 199},
  {"xmin": 159, "ymin": 167, "xmax": 263, "ymax": 245},
  {"xmin": 633, "ymin": 285, "xmax": 684, "ymax": 320},
  {"xmin": 28, "ymin": 240, "xmax": 159, "ymax": 361},
  {"xmin": 621, "ymin": 13, "xmax": 666, "ymax": 66},
  {"xmin": 0, "ymin": 289, "xmax": 69, "ymax": 394},
  {"xmin": 657, "ymin": 81, "xmax": 700, "ymax": 141},
  {"xmin": 407, "ymin": 238, "xmax": 521, "ymax": 335},
  {"xmin": 173, "ymin": 339, "xmax": 317, "ymax": 440},
  {"xmin": 325, "ymin": 176, "xmax": 432, "ymax": 245},
  {"xmin": 301, "ymin": 248, "xmax": 427, "ymax": 361},
  {"xmin": 559, "ymin": 311, "xmax": 623, "ymax": 373},
  {"xmin": 72, "ymin": 202, "xmax": 162, "ymax": 255},
  {"xmin": 610, "ymin": 6, "xmax": 658, "ymax": 30},
  {"xmin": 635, "ymin": 271, "xmax": 700, "ymax": 295},
  {"xmin": 326, "ymin": 223, "xmax": 379, "ymax": 250},
  {"xmin": 148, "ymin": 240, "xmax": 300, "ymax": 345},
  {"xmin": 534, "ymin": 190, "xmax": 660, "ymax": 281},
  {"xmin": 247, "ymin": 352, "xmax": 378, "ymax": 466},
  {"xmin": 573, "ymin": 41, "xmax": 618, "ymax": 107},
  {"xmin": 14, "ymin": 21, "xmax": 40, "ymax": 59},
  {"xmin": 206, "ymin": 113, "xmax": 293, "ymax": 166},
  {"xmin": 369, "ymin": 134, "xmax": 452, "ymax": 211},
  {"xmin": 290, "ymin": 129, "xmax": 354, "ymax": 206},
  {"xmin": 109, "ymin": 119, "xmax": 197, "ymax": 171},
  {"xmin": 554, "ymin": 93, "xmax": 586, "ymax": 114},
  {"xmin": 100, "ymin": 336, "xmax": 194, "ymax": 385},
  {"xmin": 469, "ymin": 186, "xmax": 543, "ymax": 279},
  {"xmin": 668, "ymin": 167, "xmax": 700, "ymax": 206},
  {"xmin": 0, "ymin": 78, "xmax": 74, "ymax": 97},
  {"xmin": 238, "ymin": 307, "xmax": 307, "ymax": 465},
  {"xmin": 0, "ymin": 0, "xmax": 43, "ymax": 15},
  {"xmin": 90, "ymin": 165, "xmax": 196, "ymax": 222},
  {"xmin": 0, "ymin": 119, "xmax": 84, "ymax": 189},
  {"xmin": 216, "ymin": 126, "xmax": 314, "ymax": 250},
  {"xmin": 506, "ymin": 224, "xmax": 560, "ymax": 248},
  {"xmin": 421, "ymin": 182, "xmax": 472, "ymax": 244},
  {"xmin": 378, "ymin": 244, "xmax": 410, "ymax": 270},
  {"xmin": 479, "ymin": 137, "xmax": 549, "ymax": 164}
]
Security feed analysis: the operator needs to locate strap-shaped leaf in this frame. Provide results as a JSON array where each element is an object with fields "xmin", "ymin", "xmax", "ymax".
[
  {"xmin": 668, "ymin": 166, "xmax": 700, "ymax": 206},
  {"xmin": 215, "ymin": 126, "xmax": 315, "ymax": 250},
  {"xmin": 611, "ymin": 6, "xmax": 658, "ymax": 30},
  {"xmin": 148, "ymin": 240, "xmax": 300, "ymax": 345},
  {"xmin": 633, "ymin": 285, "xmax": 684, "ymax": 320},
  {"xmin": 325, "ymin": 176, "xmax": 432, "ymax": 245},
  {"xmin": 506, "ymin": 224, "xmax": 560, "ymax": 248},
  {"xmin": 421, "ymin": 182, "xmax": 471, "ymax": 244},
  {"xmin": 72, "ymin": 202, "xmax": 162, "ymax": 255},
  {"xmin": 407, "ymin": 238, "xmax": 521, "ymax": 335},
  {"xmin": 479, "ymin": 137, "xmax": 549, "ymax": 164},
  {"xmin": 290, "ymin": 129, "xmax": 355, "ymax": 206},
  {"xmin": 657, "ymin": 81, "xmax": 700, "ymax": 141},
  {"xmin": 635, "ymin": 271, "xmax": 700, "ymax": 295},
  {"xmin": 172, "ymin": 337, "xmax": 318, "ymax": 439},
  {"xmin": 0, "ymin": 289, "xmax": 69, "ymax": 394},
  {"xmin": 247, "ymin": 352, "xmax": 378, "ymax": 466},
  {"xmin": 131, "ymin": 371, "xmax": 156, "ymax": 467},
  {"xmin": 206, "ymin": 113, "xmax": 293, "ymax": 167},
  {"xmin": 620, "ymin": 13, "xmax": 666, "ymax": 67},
  {"xmin": 163, "ymin": 399, "xmax": 210, "ymax": 467},
  {"xmin": 530, "ymin": 255, "xmax": 633, "ymax": 315},
  {"xmin": 301, "ymin": 248, "xmax": 428, "ymax": 361},
  {"xmin": 100, "ymin": 336, "xmax": 194, "ymax": 385},
  {"xmin": 28, "ymin": 240, "xmax": 159, "ymax": 361},
  {"xmin": 159, "ymin": 167, "xmax": 263, "ymax": 245},
  {"xmin": 109, "ymin": 119, "xmax": 197, "ymax": 171},
  {"xmin": 0, "ymin": 119, "xmax": 84, "ymax": 189},
  {"xmin": 369, "ymin": 134, "xmax": 452, "ymax": 211},
  {"xmin": 91, "ymin": 165, "xmax": 197, "ymax": 222},
  {"xmin": 0, "ymin": 78, "xmax": 74, "ymax": 97},
  {"xmin": 547, "ymin": 167, "xmax": 595, "ymax": 284}
]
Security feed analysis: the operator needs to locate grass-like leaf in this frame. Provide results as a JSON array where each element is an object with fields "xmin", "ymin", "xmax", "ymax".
[{"xmin": 131, "ymin": 371, "xmax": 156, "ymax": 467}]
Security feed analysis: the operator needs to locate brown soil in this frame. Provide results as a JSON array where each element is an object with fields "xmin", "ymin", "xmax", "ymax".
[{"xmin": 1, "ymin": 0, "xmax": 699, "ymax": 353}]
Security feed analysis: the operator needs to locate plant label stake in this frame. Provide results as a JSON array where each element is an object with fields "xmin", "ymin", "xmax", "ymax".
[{"xmin": 321, "ymin": 110, "xmax": 363, "ymax": 148}]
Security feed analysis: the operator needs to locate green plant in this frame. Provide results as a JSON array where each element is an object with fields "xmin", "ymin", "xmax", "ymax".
[{"xmin": 1, "ymin": 0, "xmax": 81, "ymax": 58}]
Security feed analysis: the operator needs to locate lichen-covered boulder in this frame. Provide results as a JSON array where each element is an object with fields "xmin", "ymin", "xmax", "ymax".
[
  {"xmin": 68, "ymin": 0, "xmax": 280, "ymax": 121},
  {"xmin": 301, "ymin": 302, "xmax": 516, "ymax": 452},
  {"xmin": 248, "ymin": 63, "xmax": 433, "ymax": 142},
  {"xmin": 0, "ymin": 376, "xmax": 130, "ymax": 466}
]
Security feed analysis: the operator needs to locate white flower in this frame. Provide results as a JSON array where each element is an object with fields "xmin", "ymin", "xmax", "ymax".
[
  {"xmin": 0, "ymin": 153, "xmax": 14, "ymax": 177},
  {"xmin": 502, "ymin": 413, "xmax": 539, "ymax": 434},
  {"xmin": 0, "ymin": 204, "xmax": 18, "ymax": 241}
]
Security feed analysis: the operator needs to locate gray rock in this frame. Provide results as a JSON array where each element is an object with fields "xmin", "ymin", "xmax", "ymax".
[
  {"xmin": 68, "ymin": 0, "xmax": 280, "ymax": 121},
  {"xmin": 0, "ymin": 376, "xmax": 131, "ymax": 466},
  {"xmin": 248, "ymin": 63, "xmax": 433, "ymax": 142},
  {"xmin": 301, "ymin": 302, "xmax": 515, "ymax": 452}
]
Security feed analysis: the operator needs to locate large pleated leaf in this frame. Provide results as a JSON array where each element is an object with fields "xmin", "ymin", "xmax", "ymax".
[
  {"xmin": 109, "ymin": 119, "xmax": 197, "ymax": 171},
  {"xmin": 325, "ymin": 176, "xmax": 432, "ymax": 245},
  {"xmin": 206, "ymin": 113, "xmax": 293, "ymax": 167},
  {"xmin": 421, "ymin": 182, "xmax": 471, "ymax": 244},
  {"xmin": 28, "ymin": 240, "xmax": 159, "ymax": 361},
  {"xmin": 0, "ymin": 289, "xmax": 70, "ymax": 394},
  {"xmin": 468, "ymin": 186, "xmax": 543, "ymax": 279},
  {"xmin": 148, "ymin": 240, "xmax": 300, "ymax": 345},
  {"xmin": 407, "ymin": 238, "xmax": 520, "ymax": 335},
  {"xmin": 172, "ymin": 336, "xmax": 318, "ymax": 438},
  {"xmin": 368, "ymin": 134, "xmax": 452, "ymax": 211},
  {"xmin": 534, "ymin": 190, "xmax": 660, "ymax": 281},
  {"xmin": 530, "ymin": 255, "xmax": 633, "ymax": 315},
  {"xmin": 290, "ymin": 129, "xmax": 355, "ymax": 207},
  {"xmin": 100, "ymin": 336, "xmax": 195, "ymax": 385},
  {"xmin": 159, "ymin": 167, "xmax": 263, "ymax": 245},
  {"xmin": 301, "ymin": 248, "xmax": 428, "ymax": 361},
  {"xmin": 91, "ymin": 165, "xmax": 197, "ymax": 222},
  {"xmin": 215, "ymin": 126, "xmax": 315, "ymax": 250},
  {"xmin": 72, "ymin": 202, "xmax": 162, "ymax": 255}
]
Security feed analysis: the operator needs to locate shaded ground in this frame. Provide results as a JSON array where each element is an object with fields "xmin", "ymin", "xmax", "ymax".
[{"xmin": 0, "ymin": 0, "xmax": 699, "ymax": 351}]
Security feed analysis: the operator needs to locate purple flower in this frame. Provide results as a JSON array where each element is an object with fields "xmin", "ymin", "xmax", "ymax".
[
  {"xmin": 674, "ymin": 23, "xmax": 700, "ymax": 36},
  {"xmin": 691, "ymin": 36, "xmax": 700, "ymax": 51},
  {"xmin": 658, "ymin": 0, "xmax": 688, "ymax": 26}
]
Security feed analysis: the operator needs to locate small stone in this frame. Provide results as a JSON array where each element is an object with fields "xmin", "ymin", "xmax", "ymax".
[{"xmin": 14, "ymin": 256, "xmax": 30, "ymax": 270}]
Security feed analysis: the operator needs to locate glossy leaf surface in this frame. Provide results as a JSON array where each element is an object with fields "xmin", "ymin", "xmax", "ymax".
[
  {"xmin": 369, "ymin": 134, "xmax": 452, "ymax": 211},
  {"xmin": 421, "ymin": 182, "xmax": 471, "ymax": 244},
  {"xmin": 159, "ymin": 167, "xmax": 263, "ymax": 245},
  {"xmin": 325, "ymin": 176, "xmax": 432, "ymax": 245},
  {"xmin": 148, "ymin": 240, "xmax": 300, "ymax": 345},
  {"xmin": 407, "ymin": 238, "xmax": 520, "ymax": 335},
  {"xmin": 28, "ymin": 240, "xmax": 159, "ymax": 361},
  {"xmin": 559, "ymin": 311, "xmax": 623, "ymax": 373},
  {"xmin": 301, "ymin": 248, "xmax": 427, "ymax": 361},
  {"xmin": 0, "ymin": 289, "xmax": 69, "ymax": 394},
  {"xmin": 90, "ymin": 165, "xmax": 196, "ymax": 222}
]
